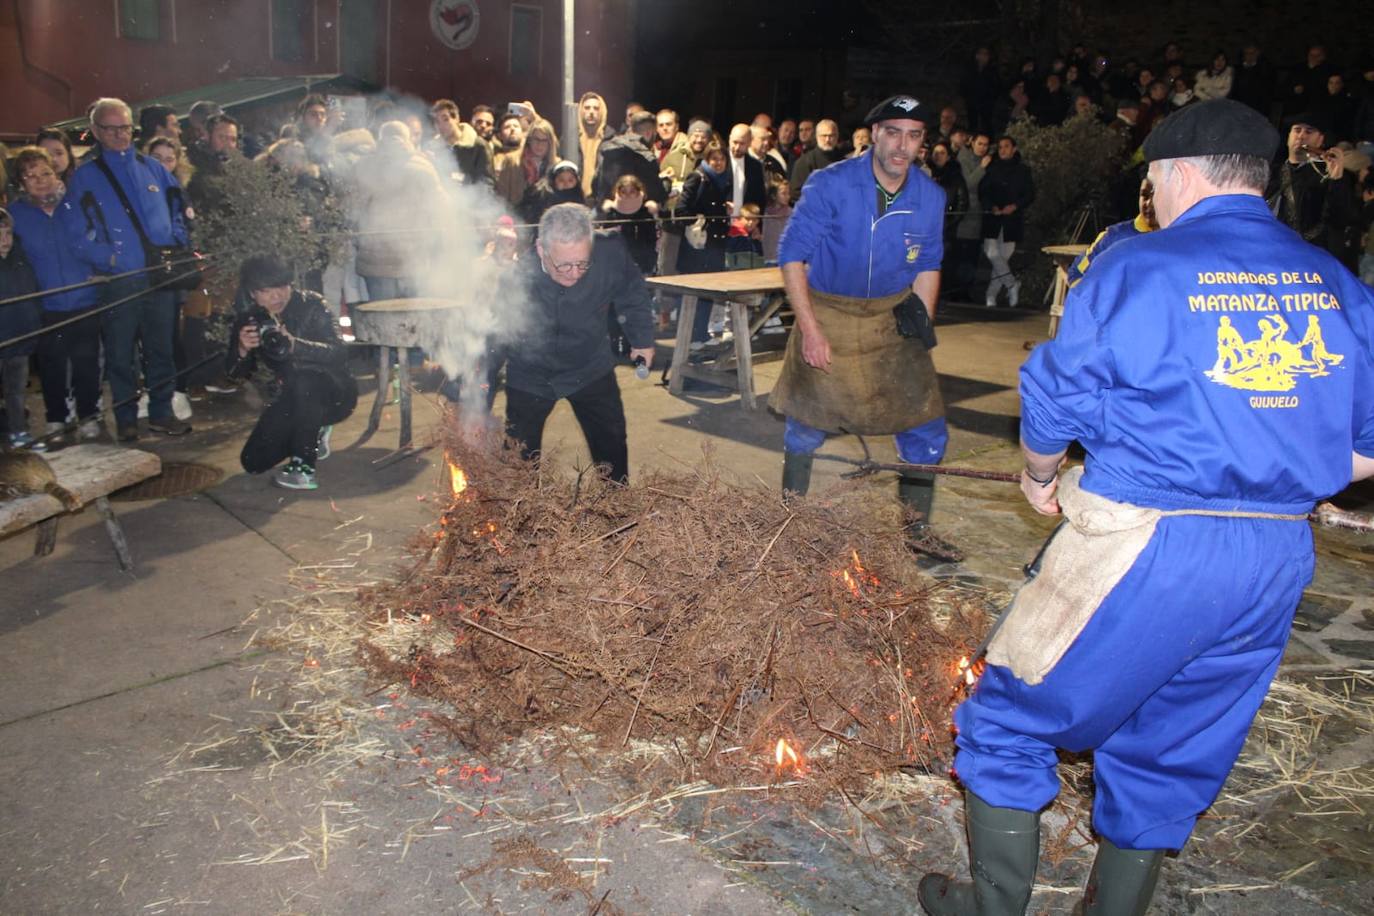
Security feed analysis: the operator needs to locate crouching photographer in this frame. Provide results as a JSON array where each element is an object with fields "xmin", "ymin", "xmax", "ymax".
[{"xmin": 226, "ymin": 256, "xmax": 358, "ymax": 490}]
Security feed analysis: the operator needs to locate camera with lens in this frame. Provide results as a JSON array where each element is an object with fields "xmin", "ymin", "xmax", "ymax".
[{"xmin": 247, "ymin": 306, "xmax": 293, "ymax": 361}]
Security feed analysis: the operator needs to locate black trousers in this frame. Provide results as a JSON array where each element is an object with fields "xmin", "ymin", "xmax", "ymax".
[
  {"xmin": 38, "ymin": 308, "xmax": 103, "ymax": 424},
  {"xmin": 504, "ymin": 370, "xmax": 629, "ymax": 483},
  {"xmin": 241, "ymin": 369, "xmax": 353, "ymax": 473}
]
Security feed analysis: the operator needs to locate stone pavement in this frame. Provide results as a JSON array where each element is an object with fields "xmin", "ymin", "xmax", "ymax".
[{"xmin": 1, "ymin": 309, "xmax": 1370, "ymax": 914}]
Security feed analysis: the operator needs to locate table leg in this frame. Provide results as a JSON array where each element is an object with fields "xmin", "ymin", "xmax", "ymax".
[
  {"xmin": 396, "ymin": 348, "xmax": 413, "ymax": 449},
  {"xmin": 34, "ymin": 517, "xmax": 58, "ymax": 557},
  {"xmin": 668, "ymin": 295, "xmax": 698, "ymax": 396},
  {"xmin": 364, "ymin": 345, "xmax": 392, "ymax": 440},
  {"xmin": 95, "ymin": 495, "xmax": 134, "ymax": 572},
  {"xmin": 729, "ymin": 299, "xmax": 755, "ymax": 410}
]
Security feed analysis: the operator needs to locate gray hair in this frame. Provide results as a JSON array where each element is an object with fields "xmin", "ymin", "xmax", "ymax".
[
  {"xmin": 377, "ymin": 120, "xmax": 412, "ymax": 148},
  {"xmin": 89, "ymin": 97, "xmax": 132, "ymax": 128},
  {"xmin": 539, "ymin": 203, "xmax": 594, "ymax": 246},
  {"xmin": 1156, "ymin": 154, "xmax": 1269, "ymax": 192}
]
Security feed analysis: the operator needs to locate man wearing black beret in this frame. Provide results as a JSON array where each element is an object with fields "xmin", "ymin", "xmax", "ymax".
[
  {"xmin": 773, "ymin": 94, "xmax": 960, "ymax": 560},
  {"xmin": 919, "ymin": 98, "xmax": 1374, "ymax": 914}
]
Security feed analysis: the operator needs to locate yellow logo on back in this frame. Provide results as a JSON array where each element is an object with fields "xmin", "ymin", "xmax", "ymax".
[{"xmin": 1205, "ymin": 314, "xmax": 1343, "ymax": 394}]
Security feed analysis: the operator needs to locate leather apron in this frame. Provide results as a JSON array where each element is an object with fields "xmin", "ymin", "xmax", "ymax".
[{"xmin": 770, "ymin": 286, "xmax": 943, "ymax": 434}]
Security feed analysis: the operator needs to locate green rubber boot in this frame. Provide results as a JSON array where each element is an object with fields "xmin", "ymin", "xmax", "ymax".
[
  {"xmin": 899, "ymin": 473, "xmax": 964, "ymax": 562},
  {"xmin": 918, "ymin": 793, "xmax": 1040, "ymax": 915},
  {"xmin": 898, "ymin": 472, "xmax": 936, "ymax": 521},
  {"xmin": 1076, "ymin": 837, "xmax": 1163, "ymax": 916},
  {"xmin": 781, "ymin": 451, "xmax": 814, "ymax": 497}
]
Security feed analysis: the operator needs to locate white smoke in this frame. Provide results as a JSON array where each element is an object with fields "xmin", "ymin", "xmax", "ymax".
[{"xmin": 338, "ymin": 94, "xmax": 532, "ymax": 422}]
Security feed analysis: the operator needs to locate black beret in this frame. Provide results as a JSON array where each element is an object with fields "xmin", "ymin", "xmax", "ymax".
[
  {"xmin": 1142, "ymin": 98, "xmax": 1279, "ymax": 162},
  {"xmin": 864, "ymin": 94, "xmax": 933, "ymax": 128}
]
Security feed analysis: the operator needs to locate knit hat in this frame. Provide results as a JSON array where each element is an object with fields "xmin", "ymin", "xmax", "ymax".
[{"xmin": 550, "ymin": 159, "xmax": 579, "ymax": 177}]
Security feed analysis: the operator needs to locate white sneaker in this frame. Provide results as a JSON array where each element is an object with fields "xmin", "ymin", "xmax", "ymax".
[
  {"xmin": 171, "ymin": 391, "xmax": 193, "ymax": 420},
  {"xmin": 78, "ymin": 420, "xmax": 103, "ymax": 441},
  {"xmin": 137, "ymin": 393, "xmax": 149, "ymax": 419},
  {"xmin": 316, "ymin": 425, "xmax": 332, "ymax": 462}
]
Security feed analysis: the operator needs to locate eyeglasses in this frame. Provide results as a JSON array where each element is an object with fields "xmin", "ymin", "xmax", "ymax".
[
  {"xmin": 550, "ymin": 259, "xmax": 591, "ymax": 275},
  {"xmin": 95, "ymin": 123, "xmax": 133, "ymax": 134}
]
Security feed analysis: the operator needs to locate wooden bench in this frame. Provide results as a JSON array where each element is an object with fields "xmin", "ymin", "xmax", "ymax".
[{"xmin": 0, "ymin": 444, "xmax": 161, "ymax": 571}]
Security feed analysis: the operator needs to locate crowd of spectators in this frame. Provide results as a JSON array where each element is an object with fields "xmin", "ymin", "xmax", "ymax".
[{"xmin": 1, "ymin": 35, "xmax": 1373, "ymax": 456}]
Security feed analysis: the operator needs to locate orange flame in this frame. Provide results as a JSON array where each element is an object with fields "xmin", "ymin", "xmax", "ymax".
[
  {"xmin": 774, "ymin": 737, "xmax": 803, "ymax": 772},
  {"xmin": 448, "ymin": 461, "xmax": 468, "ymax": 496}
]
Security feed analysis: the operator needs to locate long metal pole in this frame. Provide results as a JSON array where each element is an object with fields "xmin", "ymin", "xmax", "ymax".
[{"xmin": 561, "ymin": 0, "xmax": 577, "ymax": 162}]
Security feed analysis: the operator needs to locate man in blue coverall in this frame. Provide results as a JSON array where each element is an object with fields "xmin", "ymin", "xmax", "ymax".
[
  {"xmin": 59, "ymin": 97, "xmax": 191, "ymax": 443},
  {"xmin": 919, "ymin": 99, "xmax": 1374, "ymax": 914},
  {"xmin": 771, "ymin": 94, "xmax": 959, "ymax": 558}
]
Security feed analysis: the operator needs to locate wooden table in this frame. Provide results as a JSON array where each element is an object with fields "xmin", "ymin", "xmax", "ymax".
[
  {"xmin": 1041, "ymin": 244, "xmax": 1089, "ymax": 339},
  {"xmin": 646, "ymin": 267, "xmax": 787, "ymax": 410},
  {"xmin": 350, "ymin": 297, "xmax": 463, "ymax": 456},
  {"xmin": 0, "ymin": 444, "xmax": 161, "ymax": 571}
]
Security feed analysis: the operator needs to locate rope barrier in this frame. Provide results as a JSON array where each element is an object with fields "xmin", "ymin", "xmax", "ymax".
[{"xmin": 0, "ymin": 265, "xmax": 205, "ymax": 352}]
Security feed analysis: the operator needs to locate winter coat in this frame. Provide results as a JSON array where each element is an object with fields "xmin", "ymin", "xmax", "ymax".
[
  {"xmin": 225, "ymin": 289, "xmax": 358, "ymax": 411},
  {"xmin": 789, "ymin": 146, "xmax": 842, "ymax": 201},
  {"xmin": 433, "ymin": 122, "xmax": 495, "ymax": 190},
  {"xmin": 931, "ymin": 160, "xmax": 969, "ymax": 241},
  {"xmin": 7, "ymin": 197, "xmax": 102, "ymax": 313},
  {"xmin": 519, "ymin": 181, "xmax": 587, "ymax": 236},
  {"xmin": 955, "ymin": 147, "xmax": 987, "ymax": 241},
  {"xmin": 980, "ymin": 153, "xmax": 1035, "ymax": 243},
  {"xmin": 58, "ymin": 146, "xmax": 188, "ymax": 275},
  {"xmin": 576, "ymin": 93, "xmax": 615, "ymax": 198},
  {"xmin": 506, "ymin": 232, "xmax": 655, "ymax": 400},
  {"xmin": 674, "ymin": 163, "xmax": 731, "ymax": 274},
  {"xmin": 353, "ymin": 143, "xmax": 448, "ymax": 280},
  {"xmin": 1193, "ymin": 66, "xmax": 1233, "ymax": 101},
  {"xmin": 592, "ymin": 133, "xmax": 667, "ymax": 206},
  {"xmin": 0, "ymin": 238, "xmax": 42, "ymax": 359},
  {"xmin": 597, "ymin": 201, "xmax": 658, "ymax": 276}
]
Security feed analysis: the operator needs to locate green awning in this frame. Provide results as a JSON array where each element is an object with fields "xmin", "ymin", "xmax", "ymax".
[{"xmin": 45, "ymin": 74, "xmax": 376, "ymax": 134}]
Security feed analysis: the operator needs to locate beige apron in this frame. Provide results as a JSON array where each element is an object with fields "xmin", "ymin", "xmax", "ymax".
[
  {"xmin": 770, "ymin": 287, "xmax": 943, "ymax": 435},
  {"xmin": 986, "ymin": 467, "xmax": 1307, "ymax": 685}
]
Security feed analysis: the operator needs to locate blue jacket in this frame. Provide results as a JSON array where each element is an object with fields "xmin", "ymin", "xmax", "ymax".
[
  {"xmin": 7, "ymin": 198, "xmax": 101, "ymax": 313},
  {"xmin": 58, "ymin": 146, "xmax": 188, "ymax": 275},
  {"xmin": 1065, "ymin": 213, "xmax": 1153, "ymax": 287},
  {"xmin": 1021, "ymin": 194, "xmax": 1374, "ymax": 514},
  {"xmin": 0, "ymin": 238, "xmax": 42, "ymax": 358},
  {"xmin": 778, "ymin": 151, "xmax": 944, "ymax": 298}
]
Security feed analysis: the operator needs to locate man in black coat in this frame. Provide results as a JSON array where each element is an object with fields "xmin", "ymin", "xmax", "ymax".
[
  {"xmin": 789, "ymin": 120, "xmax": 842, "ymax": 201},
  {"xmin": 592, "ymin": 111, "xmax": 667, "ymax": 206},
  {"xmin": 429, "ymin": 99, "xmax": 494, "ymax": 190},
  {"xmin": 504, "ymin": 204, "xmax": 656, "ymax": 483},
  {"xmin": 726, "ymin": 123, "xmax": 769, "ymax": 214}
]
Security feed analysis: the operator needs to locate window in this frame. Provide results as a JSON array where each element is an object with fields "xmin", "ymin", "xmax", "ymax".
[
  {"xmin": 510, "ymin": 5, "xmax": 542, "ymax": 77},
  {"xmin": 118, "ymin": 0, "xmax": 160, "ymax": 41},
  {"xmin": 272, "ymin": 0, "xmax": 311, "ymax": 63}
]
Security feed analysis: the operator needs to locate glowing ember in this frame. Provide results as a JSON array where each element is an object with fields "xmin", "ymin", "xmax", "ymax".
[
  {"xmin": 448, "ymin": 461, "xmax": 468, "ymax": 496},
  {"xmin": 956, "ymin": 655, "xmax": 985, "ymax": 687},
  {"xmin": 774, "ymin": 737, "xmax": 802, "ymax": 771}
]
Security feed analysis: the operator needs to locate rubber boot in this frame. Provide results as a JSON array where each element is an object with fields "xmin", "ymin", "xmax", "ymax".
[
  {"xmin": 781, "ymin": 451, "xmax": 814, "ymax": 497},
  {"xmin": 900, "ymin": 474, "xmax": 964, "ymax": 562},
  {"xmin": 1076, "ymin": 838, "xmax": 1163, "ymax": 916},
  {"xmin": 918, "ymin": 793, "xmax": 1041, "ymax": 915},
  {"xmin": 898, "ymin": 473, "xmax": 936, "ymax": 521}
]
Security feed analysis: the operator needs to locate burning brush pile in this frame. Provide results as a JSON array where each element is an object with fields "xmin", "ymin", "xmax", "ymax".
[{"xmin": 356, "ymin": 419, "xmax": 988, "ymax": 794}]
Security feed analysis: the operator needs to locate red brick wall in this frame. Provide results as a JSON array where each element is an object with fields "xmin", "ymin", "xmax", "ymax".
[{"xmin": 0, "ymin": 0, "xmax": 633, "ymax": 137}]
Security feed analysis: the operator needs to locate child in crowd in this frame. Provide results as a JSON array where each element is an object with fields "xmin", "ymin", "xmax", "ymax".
[
  {"xmin": 762, "ymin": 178, "xmax": 792, "ymax": 265},
  {"xmin": 0, "ymin": 209, "xmax": 43, "ymax": 449},
  {"xmin": 599, "ymin": 174, "xmax": 659, "ymax": 276},
  {"xmin": 724, "ymin": 202, "xmax": 764, "ymax": 270}
]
